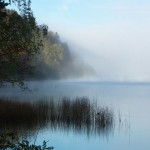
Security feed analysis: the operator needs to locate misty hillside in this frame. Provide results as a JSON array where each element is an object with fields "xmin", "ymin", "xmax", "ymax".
[
  {"xmin": 0, "ymin": 7, "xmax": 95, "ymax": 85},
  {"xmin": 31, "ymin": 31, "xmax": 95, "ymax": 80}
]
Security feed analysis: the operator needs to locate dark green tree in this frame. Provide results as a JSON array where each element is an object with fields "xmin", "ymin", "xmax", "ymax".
[
  {"xmin": 0, "ymin": 1, "xmax": 47, "ymax": 87},
  {"xmin": 1, "ymin": 0, "xmax": 32, "ymax": 15}
]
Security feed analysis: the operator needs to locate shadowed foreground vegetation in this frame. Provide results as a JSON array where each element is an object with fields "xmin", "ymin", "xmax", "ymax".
[
  {"xmin": 0, "ymin": 97, "xmax": 114, "ymax": 138},
  {"xmin": 0, "ymin": 133, "xmax": 54, "ymax": 150}
]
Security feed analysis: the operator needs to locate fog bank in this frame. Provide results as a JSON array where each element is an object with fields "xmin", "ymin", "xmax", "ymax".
[{"xmin": 57, "ymin": 22, "xmax": 150, "ymax": 82}]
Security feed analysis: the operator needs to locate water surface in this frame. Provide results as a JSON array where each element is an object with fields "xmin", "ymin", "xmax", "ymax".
[{"xmin": 0, "ymin": 81, "xmax": 150, "ymax": 150}]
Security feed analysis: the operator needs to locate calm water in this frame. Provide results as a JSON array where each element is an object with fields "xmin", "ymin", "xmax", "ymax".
[{"xmin": 1, "ymin": 81, "xmax": 150, "ymax": 150}]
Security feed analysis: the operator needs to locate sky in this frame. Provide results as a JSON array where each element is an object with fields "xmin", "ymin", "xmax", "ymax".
[{"xmin": 10, "ymin": 0, "xmax": 150, "ymax": 82}]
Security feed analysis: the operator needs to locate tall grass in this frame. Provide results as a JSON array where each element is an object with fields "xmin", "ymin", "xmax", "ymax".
[
  {"xmin": 0, "ymin": 97, "xmax": 114, "ymax": 136},
  {"xmin": 0, "ymin": 99, "xmax": 37, "ymax": 123}
]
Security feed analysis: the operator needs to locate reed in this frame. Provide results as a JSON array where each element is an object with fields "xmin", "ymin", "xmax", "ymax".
[
  {"xmin": 0, "ymin": 97, "xmax": 114, "ymax": 136},
  {"xmin": 0, "ymin": 98, "xmax": 38, "ymax": 123}
]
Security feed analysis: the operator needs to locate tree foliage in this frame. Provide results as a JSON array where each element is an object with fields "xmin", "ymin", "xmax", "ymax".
[
  {"xmin": 30, "ymin": 31, "xmax": 72, "ymax": 79},
  {"xmin": 0, "ymin": 0, "xmax": 71, "ymax": 85},
  {"xmin": 0, "ymin": 0, "xmax": 94, "ymax": 86},
  {"xmin": 1, "ymin": 10, "xmax": 39, "ymax": 83},
  {"xmin": 0, "ymin": 133, "xmax": 54, "ymax": 150},
  {"xmin": 0, "ymin": 1, "xmax": 47, "ymax": 86},
  {"xmin": 1, "ymin": 0, "xmax": 32, "ymax": 16}
]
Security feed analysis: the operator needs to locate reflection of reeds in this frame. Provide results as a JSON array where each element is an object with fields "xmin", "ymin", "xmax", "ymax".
[{"xmin": 0, "ymin": 97, "xmax": 114, "ymax": 136}]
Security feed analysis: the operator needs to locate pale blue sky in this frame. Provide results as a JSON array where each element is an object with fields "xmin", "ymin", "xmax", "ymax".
[
  {"xmin": 30, "ymin": 0, "xmax": 150, "ymax": 25},
  {"xmin": 9, "ymin": 0, "xmax": 150, "ymax": 81}
]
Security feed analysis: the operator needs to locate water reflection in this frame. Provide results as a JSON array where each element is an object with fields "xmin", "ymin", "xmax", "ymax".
[{"xmin": 0, "ymin": 97, "xmax": 114, "ymax": 138}]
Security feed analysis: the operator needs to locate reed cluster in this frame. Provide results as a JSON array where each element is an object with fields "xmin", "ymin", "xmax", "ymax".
[{"xmin": 0, "ymin": 97, "xmax": 114, "ymax": 135}]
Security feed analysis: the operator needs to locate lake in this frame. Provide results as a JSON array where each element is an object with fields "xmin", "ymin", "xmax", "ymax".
[{"xmin": 0, "ymin": 81, "xmax": 150, "ymax": 150}]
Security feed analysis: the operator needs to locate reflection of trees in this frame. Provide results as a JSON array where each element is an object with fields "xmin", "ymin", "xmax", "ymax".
[{"xmin": 0, "ymin": 97, "xmax": 114, "ymax": 138}]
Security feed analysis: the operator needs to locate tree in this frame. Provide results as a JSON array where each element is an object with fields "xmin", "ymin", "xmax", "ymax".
[
  {"xmin": 0, "ymin": 1, "xmax": 47, "ymax": 87},
  {"xmin": 1, "ymin": 0, "xmax": 32, "ymax": 16}
]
